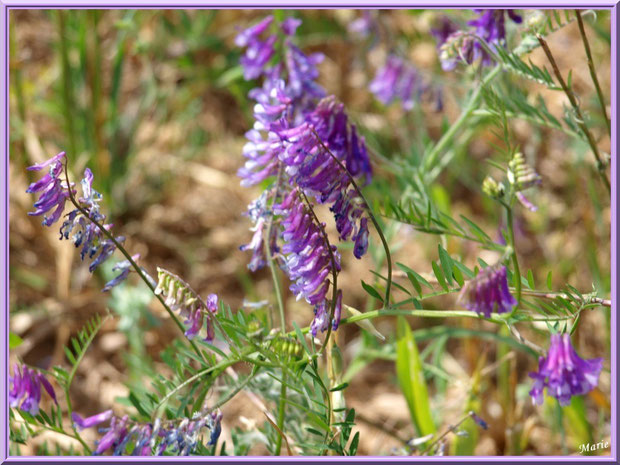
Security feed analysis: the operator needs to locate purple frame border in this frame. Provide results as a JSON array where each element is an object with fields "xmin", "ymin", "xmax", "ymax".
[{"xmin": 0, "ymin": 1, "xmax": 617, "ymax": 463}]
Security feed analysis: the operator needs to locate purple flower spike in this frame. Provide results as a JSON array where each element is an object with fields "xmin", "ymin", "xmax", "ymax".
[
  {"xmin": 458, "ymin": 265, "xmax": 517, "ymax": 318},
  {"xmin": 529, "ymin": 333, "xmax": 603, "ymax": 406},
  {"xmin": 9, "ymin": 364, "xmax": 57, "ymax": 416},
  {"xmin": 72, "ymin": 410, "xmax": 114, "ymax": 431}
]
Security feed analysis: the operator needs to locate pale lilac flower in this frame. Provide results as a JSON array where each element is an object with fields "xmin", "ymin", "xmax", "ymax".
[
  {"xmin": 529, "ymin": 333, "xmax": 603, "ymax": 406},
  {"xmin": 103, "ymin": 255, "xmax": 139, "ymax": 292}
]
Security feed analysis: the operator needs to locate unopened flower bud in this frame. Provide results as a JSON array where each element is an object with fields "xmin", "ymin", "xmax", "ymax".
[{"xmin": 482, "ymin": 176, "xmax": 504, "ymax": 199}]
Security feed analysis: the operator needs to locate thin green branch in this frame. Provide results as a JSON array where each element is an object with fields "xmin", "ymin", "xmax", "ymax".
[
  {"xmin": 575, "ymin": 10, "xmax": 611, "ymax": 136},
  {"xmin": 310, "ymin": 128, "xmax": 393, "ymax": 307},
  {"xmin": 62, "ymin": 162, "xmax": 207, "ymax": 363},
  {"xmin": 536, "ymin": 35, "xmax": 610, "ymax": 193}
]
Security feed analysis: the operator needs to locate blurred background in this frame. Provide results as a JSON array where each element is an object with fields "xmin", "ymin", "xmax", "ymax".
[{"xmin": 9, "ymin": 9, "xmax": 611, "ymax": 456}]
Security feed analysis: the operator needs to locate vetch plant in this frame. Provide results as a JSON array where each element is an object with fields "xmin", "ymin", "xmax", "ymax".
[{"xmin": 10, "ymin": 9, "xmax": 611, "ymax": 457}]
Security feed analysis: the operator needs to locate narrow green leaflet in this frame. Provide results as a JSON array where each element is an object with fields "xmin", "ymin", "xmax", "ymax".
[{"xmin": 395, "ymin": 317, "xmax": 435, "ymax": 437}]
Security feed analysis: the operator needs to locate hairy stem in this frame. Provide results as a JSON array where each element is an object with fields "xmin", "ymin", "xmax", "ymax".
[
  {"xmin": 422, "ymin": 65, "xmax": 502, "ymax": 174},
  {"xmin": 537, "ymin": 35, "xmax": 610, "ymax": 193},
  {"xmin": 505, "ymin": 205, "xmax": 522, "ymax": 306},
  {"xmin": 310, "ymin": 128, "xmax": 392, "ymax": 307},
  {"xmin": 62, "ymin": 163, "xmax": 206, "ymax": 363},
  {"xmin": 575, "ymin": 10, "xmax": 611, "ymax": 136}
]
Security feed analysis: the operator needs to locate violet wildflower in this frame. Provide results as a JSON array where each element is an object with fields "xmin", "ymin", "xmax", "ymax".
[
  {"xmin": 9, "ymin": 364, "xmax": 57, "ymax": 416},
  {"xmin": 80, "ymin": 409, "xmax": 222, "ymax": 456},
  {"xmin": 235, "ymin": 16, "xmax": 277, "ymax": 80},
  {"xmin": 529, "ymin": 333, "xmax": 603, "ymax": 406},
  {"xmin": 103, "ymin": 254, "xmax": 140, "ymax": 292},
  {"xmin": 458, "ymin": 265, "xmax": 517, "ymax": 318},
  {"xmin": 469, "ymin": 411, "xmax": 488, "ymax": 430},
  {"xmin": 26, "ymin": 151, "xmax": 71, "ymax": 227},
  {"xmin": 72, "ymin": 410, "xmax": 114, "ymax": 431}
]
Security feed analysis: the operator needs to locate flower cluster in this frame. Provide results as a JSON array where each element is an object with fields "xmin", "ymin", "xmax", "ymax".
[
  {"xmin": 72, "ymin": 409, "xmax": 222, "ymax": 456},
  {"xmin": 9, "ymin": 364, "xmax": 57, "ymax": 416},
  {"xmin": 27, "ymin": 153, "xmax": 136, "ymax": 292},
  {"xmin": 458, "ymin": 265, "xmax": 517, "ymax": 318},
  {"xmin": 369, "ymin": 55, "xmax": 442, "ymax": 111},
  {"xmin": 26, "ymin": 151, "xmax": 70, "ymax": 227},
  {"xmin": 236, "ymin": 15, "xmax": 373, "ymax": 294},
  {"xmin": 529, "ymin": 333, "xmax": 603, "ymax": 406},
  {"xmin": 274, "ymin": 189, "xmax": 343, "ymax": 335},
  {"xmin": 434, "ymin": 9, "xmax": 522, "ymax": 71},
  {"xmin": 154, "ymin": 268, "xmax": 219, "ymax": 341}
]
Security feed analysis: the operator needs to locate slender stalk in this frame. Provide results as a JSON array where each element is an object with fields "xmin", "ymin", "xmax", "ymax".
[
  {"xmin": 505, "ymin": 205, "xmax": 522, "ymax": 306},
  {"xmin": 422, "ymin": 65, "xmax": 502, "ymax": 174},
  {"xmin": 520, "ymin": 289, "xmax": 611, "ymax": 307},
  {"xmin": 264, "ymin": 166, "xmax": 286, "ymax": 331},
  {"xmin": 310, "ymin": 128, "xmax": 392, "ymax": 307},
  {"xmin": 263, "ymin": 166, "xmax": 287, "ymax": 457},
  {"xmin": 341, "ymin": 308, "xmax": 509, "ymax": 326},
  {"xmin": 575, "ymin": 10, "xmax": 611, "ymax": 136},
  {"xmin": 537, "ymin": 35, "xmax": 610, "ymax": 193},
  {"xmin": 63, "ymin": 389, "xmax": 92, "ymax": 454},
  {"xmin": 62, "ymin": 163, "xmax": 206, "ymax": 363}
]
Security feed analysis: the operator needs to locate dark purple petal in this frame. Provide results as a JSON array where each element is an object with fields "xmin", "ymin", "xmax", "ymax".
[{"xmin": 72, "ymin": 410, "xmax": 114, "ymax": 431}]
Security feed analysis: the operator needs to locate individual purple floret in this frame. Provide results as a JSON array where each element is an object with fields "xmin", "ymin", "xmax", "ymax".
[
  {"xmin": 529, "ymin": 333, "xmax": 603, "ymax": 406},
  {"xmin": 72, "ymin": 410, "xmax": 114, "ymax": 431},
  {"xmin": 236, "ymin": 16, "xmax": 277, "ymax": 80},
  {"xmin": 348, "ymin": 10, "xmax": 375, "ymax": 38},
  {"xmin": 458, "ymin": 265, "xmax": 517, "ymax": 318},
  {"xmin": 26, "ymin": 151, "xmax": 71, "ymax": 227},
  {"xmin": 103, "ymin": 254, "xmax": 140, "ymax": 292},
  {"xmin": 9, "ymin": 364, "xmax": 57, "ymax": 416},
  {"xmin": 274, "ymin": 189, "xmax": 341, "ymax": 306},
  {"xmin": 468, "ymin": 9, "xmax": 522, "ymax": 66}
]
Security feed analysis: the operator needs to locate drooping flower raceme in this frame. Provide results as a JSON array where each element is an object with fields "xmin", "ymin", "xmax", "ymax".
[
  {"xmin": 9, "ymin": 364, "xmax": 57, "ymax": 416},
  {"xmin": 235, "ymin": 16, "xmax": 373, "ymax": 334},
  {"xmin": 458, "ymin": 265, "xmax": 517, "ymax": 318},
  {"xmin": 27, "ymin": 154, "xmax": 137, "ymax": 292},
  {"xmin": 434, "ymin": 9, "xmax": 522, "ymax": 71},
  {"xmin": 72, "ymin": 409, "xmax": 222, "ymax": 456},
  {"xmin": 274, "ymin": 189, "xmax": 343, "ymax": 335},
  {"xmin": 529, "ymin": 333, "xmax": 603, "ymax": 406}
]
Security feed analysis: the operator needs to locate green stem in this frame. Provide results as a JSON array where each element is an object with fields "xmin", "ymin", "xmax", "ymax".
[
  {"xmin": 62, "ymin": 163, "xmax": 206, "ymax": 363},
  {"xmin": 537, "ymin": 35, "xmax": 610, "ymax": 193},
  {"xmin": 575, "ymin": 10, "xmax": 611, "ymax": 136},
  {"xmin": 422, "ymin": 65, "xmax": 502, "ymax": 174},
  {"xmin": 63, "ymin": 389, "xmax": 92, "ymax": 454},
  {"xmin": 310, "ymin": 128, "xmax": 392, "ymax": 307},
  {"xmin": 265, "ymin": 166, "xmax": 286, "ymax": 331},
  {"xmin": 341, "ymin": 308, "xmax": 509, "ymax": 326},
  {"xmin": 505, "ymin": 205, "xmax": 522, "ymax": 306}
]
